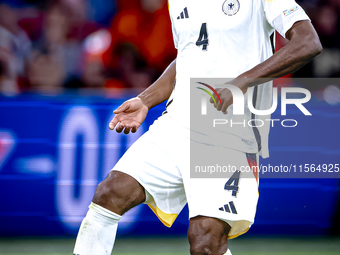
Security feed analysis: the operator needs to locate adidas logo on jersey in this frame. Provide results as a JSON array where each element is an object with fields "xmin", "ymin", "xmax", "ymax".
[
  {"xmin": 219, "ymin": 201, "xmax": 238, "ymax": 214},
  {"xmin": 177, "ymin": 7, "xmax": 189, "ymax": 19}
]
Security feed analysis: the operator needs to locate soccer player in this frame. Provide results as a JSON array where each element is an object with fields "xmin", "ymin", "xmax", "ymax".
[{"xmin": 73, "ymin": 0, "xmax": 322, "ymax": 254}]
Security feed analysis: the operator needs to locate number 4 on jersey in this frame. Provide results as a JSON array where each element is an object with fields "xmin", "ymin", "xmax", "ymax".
[
  {"xmin": 224, "ymin": 170, "xmax": 240, "ymax": 197},
  {"xmin": 196, "ymin": 23, "xmax": 209, "ymax": 51}
]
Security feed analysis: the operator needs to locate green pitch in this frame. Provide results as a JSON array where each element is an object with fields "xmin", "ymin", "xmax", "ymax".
[{"xmin": 0, "ymin": 236, "xmax": 340, "ymax": 255}]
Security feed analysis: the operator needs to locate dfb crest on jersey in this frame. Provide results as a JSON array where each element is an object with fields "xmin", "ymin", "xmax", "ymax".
[{"xmin": 222, "ymin": 0, "xmax": 240, "ymax": 16}]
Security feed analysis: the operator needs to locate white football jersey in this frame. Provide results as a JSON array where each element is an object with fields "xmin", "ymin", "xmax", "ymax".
[{"xmin": 166, "ymin": 0, "xmax": 310, "ymax": 158}]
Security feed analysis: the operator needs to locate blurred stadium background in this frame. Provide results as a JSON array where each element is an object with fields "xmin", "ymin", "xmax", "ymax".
[{"xmin": 0, "ymin": 0, "xmax": 340, "ymax": 254}]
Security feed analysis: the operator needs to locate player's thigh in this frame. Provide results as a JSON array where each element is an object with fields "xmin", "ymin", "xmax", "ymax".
[
  {"xmin": 104, "ymin": 116, "xmax": 187, "ymax": 218},
  {"xmin": 92, "ymin": 170, "xmax": 146, "ymax": 215},
  {"xmin": 188, "ymin": 215, "xmax": 230, "ymax": 254},
  {"xmin": 183, "ymin": 145, "xmax": 259, "ymax": 239},
  {"xmin": 112, "ymin": 125, "xmax": 186, "ymax": 221}
]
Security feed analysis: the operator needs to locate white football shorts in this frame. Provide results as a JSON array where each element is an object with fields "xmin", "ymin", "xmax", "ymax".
[{"xmin": 112, "ymin": 114, "xmax": 259, "ymax": 239}]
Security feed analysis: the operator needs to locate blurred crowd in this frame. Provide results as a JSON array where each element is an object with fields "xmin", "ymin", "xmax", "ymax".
[
  {"xmin": 293, "ymin": 0, "xmax": 340, "ymax": 79},
  {"xmin": 0, "ymin": 0, "xmax": 339, "ymax": 95},
  {"xmin": 0, "ymin": 0, "xmax": 176, "ymax": 94}
]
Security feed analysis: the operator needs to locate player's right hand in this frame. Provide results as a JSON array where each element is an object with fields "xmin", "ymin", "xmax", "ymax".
[{"xmin": 109, "ymin": 97, "xmax": 149, "ymax": 134}]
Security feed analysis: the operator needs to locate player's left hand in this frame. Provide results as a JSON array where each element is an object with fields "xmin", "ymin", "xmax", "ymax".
[{"xmin": 210, "ymin": 81, "xmax": 247, "ymax": 114}]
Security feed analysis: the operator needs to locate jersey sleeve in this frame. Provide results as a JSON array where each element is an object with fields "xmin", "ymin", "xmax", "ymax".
[
  {"xmin": 262, "ymin": 0, "xmax": 310, "ymax": 38},
  {"xmin": 168, "ymin": 1, "xmax": 179, "ymax": 49}
]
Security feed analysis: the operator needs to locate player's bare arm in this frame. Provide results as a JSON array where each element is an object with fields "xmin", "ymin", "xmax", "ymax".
[
  {"xmin": 109, "ymin": 59, "xmax": 176, "ymax": 134},
  {"xmin": 138, "ymin": 59, "xmax": 177, "ymax": 109},
  {"xmin": 242, "ymin": 20, "xmax": 322, "ymax": 84},
  {"xmin": 215, "ymin": 20, "xmax": 322, "ymax": 113}
]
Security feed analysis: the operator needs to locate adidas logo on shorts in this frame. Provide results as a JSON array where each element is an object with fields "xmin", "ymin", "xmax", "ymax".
[{"xmin": 219, "ymin": 201, "xmax": 238, "ymax": 214}]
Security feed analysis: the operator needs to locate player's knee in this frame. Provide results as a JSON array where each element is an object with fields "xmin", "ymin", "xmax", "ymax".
[
  {"xmin": 188, "ymin": 216, "xmax": 229, "ymax": 255},
  {"xmin": 92, "ymin": 171, "xmax": 146, "ymax": 215},
  {"xmin": 189, "ymin": 232, "xmax": 228, "ymax": 255},
  {"xmin": 189, "ymin": 234, "xmax": 225, "ymax": 255}
]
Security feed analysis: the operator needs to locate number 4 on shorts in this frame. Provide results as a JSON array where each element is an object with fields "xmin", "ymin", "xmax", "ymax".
[{"xmin": 224, "ymin": 170, "xmax": 240, "ymax": 197}]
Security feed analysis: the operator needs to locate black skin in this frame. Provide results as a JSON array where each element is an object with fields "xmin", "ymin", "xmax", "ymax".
[{"xmin": 95, "ymin": 20, "xmax": 322, "ymax": 255}]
